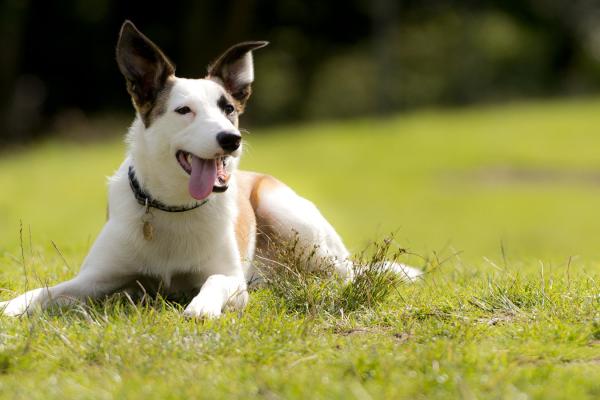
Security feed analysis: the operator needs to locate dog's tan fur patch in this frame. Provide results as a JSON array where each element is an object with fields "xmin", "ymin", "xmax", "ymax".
[{"xmin": 235, "ymin": 173, "xmax": 257, "ymax": 261}]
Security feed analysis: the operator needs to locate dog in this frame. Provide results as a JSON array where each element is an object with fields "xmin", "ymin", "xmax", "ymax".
[{"xmin": 1, "ymin": 21, "xmax": 420, "ymax": 319}]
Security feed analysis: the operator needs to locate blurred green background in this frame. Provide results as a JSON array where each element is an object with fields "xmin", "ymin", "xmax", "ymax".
[{"xmin": 2, "ymin": 0, "xmax": 600, "ymax": 143}]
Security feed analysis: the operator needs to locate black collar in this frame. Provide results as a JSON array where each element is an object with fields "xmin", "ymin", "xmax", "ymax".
[{"xmin": 128, "ymin": 165, "xmax": 208, "ymax": 213}]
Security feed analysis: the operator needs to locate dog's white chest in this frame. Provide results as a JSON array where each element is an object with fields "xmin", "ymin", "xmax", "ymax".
[
  {"xmin": 134, "ymin": 207, "xmax": 232, "ymax": 275},
  {"xmin": 108, "ymin": 168, "xmax": 238, "ymax": 284}
]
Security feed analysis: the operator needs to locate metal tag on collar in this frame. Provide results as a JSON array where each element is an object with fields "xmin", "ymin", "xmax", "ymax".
[{"xmin": 142, "ymin": 198, "xmax": 154, "ymax": 241}]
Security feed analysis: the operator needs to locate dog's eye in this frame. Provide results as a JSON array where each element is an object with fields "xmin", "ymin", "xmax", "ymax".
[
  {"xmin": 224, "ymin": 104, "xmax": 235, "ymax": 115},
  {"xmin": 217, "ymin": 95, "xmax": 236, "ymax": 116},
  {"xmin": 175, "ymin": 106, "xmax": 192, "ymax": 115}
]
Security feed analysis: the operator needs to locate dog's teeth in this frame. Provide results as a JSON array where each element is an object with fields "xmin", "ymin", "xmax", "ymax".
[{"xmin": 186, "ymin": 154, "xmax": 192, "ymax": 164}]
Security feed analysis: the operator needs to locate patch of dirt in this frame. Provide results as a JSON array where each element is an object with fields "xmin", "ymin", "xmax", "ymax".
[
  {"xmin": 392, "ymin": 332, "xmax": 411, "ymax": 343},
  {"xmin": 477, "ymin": 314, "xmax": 515, "ymax": 326},
  {"xmin": 454, "ymin": 166, "xmax": 600, "ymax": 187},
  {"xmin": 515, "ymin": 356, "xmax": 600, "ymax": 366},
  {"xmin": 335, "ymin": 327, "xmax": 382, "ymax": 336},
  {"xmin": 561, "ymin": 358, "xmax": 600, "ymax": 366},
  {"xmin": 334, "ymin": 327, "xmax": 411, "ymax": 343}
]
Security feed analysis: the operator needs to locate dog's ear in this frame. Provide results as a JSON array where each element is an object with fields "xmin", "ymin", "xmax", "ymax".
[
  {"xmin": 207, "ymin": 41, "xmax": 268, "ymax": 110},
  {"xmin": 116, "ymin": 20, "xmax": 175, "ymax": 118}
]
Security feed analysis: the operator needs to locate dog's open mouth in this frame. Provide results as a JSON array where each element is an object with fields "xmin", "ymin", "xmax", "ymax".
[{"xmin": 176, "ymin": 150, "xmax": 230, "ymax": 201}]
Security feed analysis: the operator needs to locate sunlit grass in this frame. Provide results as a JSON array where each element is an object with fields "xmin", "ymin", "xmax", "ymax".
[{"xmin": 1, "ymin": 97, "xmax": 600, "ymax": 399}]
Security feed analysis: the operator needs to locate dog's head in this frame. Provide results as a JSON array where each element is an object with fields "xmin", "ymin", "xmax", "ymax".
[{"xmin": 116, "ymin": 20, "xmax": 267, "ymax": 202}]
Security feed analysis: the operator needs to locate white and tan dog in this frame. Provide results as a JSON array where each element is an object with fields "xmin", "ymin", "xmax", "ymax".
[{"xmin": 1, "ymin": 21, "xmax": 420, "ymax": 319}]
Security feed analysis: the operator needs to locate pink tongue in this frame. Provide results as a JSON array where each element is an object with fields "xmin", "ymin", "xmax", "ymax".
[{"xmin": 188, "ymin": 155, "xmax": 217, "ymax": 200}]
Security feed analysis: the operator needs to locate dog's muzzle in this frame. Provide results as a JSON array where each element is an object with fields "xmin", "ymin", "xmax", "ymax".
[{"xmin": 176, "ymin": 150, "xmax": 231, "ymax": 200}]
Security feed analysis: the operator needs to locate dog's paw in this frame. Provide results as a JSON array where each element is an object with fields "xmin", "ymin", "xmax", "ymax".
[
  {"xmin": 1, "ymin": 288, "xmax": 45, "ymax": 317},
  {"xmin": 183, "ymin": 298, "xmax": 223, "ymax": 319},
  {"xmin": 1, "ymin": 299, "xmax": 29, "ymax": 317}
]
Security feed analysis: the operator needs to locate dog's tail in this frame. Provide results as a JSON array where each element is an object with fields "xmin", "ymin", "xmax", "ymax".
[
  {"xmin": 377, "ymin": 261, "xmax": 423, "ymax": 282},
  {"xmin": 337, "ymin": 259, "xmax": 422, "ymax": 283}
]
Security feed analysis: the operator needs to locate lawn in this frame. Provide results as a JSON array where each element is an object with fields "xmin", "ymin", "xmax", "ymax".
[{"xmin": 1, "ymin": 98, "xmax": 599, "ymax": 399}]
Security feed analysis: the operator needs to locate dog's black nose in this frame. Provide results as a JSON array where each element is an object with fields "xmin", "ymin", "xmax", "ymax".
[{"xmin": 216, "ymin": 131, "xmax": 241, "ymax": 153}]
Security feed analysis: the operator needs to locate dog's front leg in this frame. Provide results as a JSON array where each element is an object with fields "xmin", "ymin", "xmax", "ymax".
[
  {"xmin": 0, "ymin": 271, "xmax": 123, "ymax": 317},
  {"xmin": 183, "ymin": 274, "xmax": 247, "ymax": 319},
  {"xmin": 1, "ymin": 222, "xmax": 134, "ymax": 317},
  {"xmin": 183, "ymin": 242, "xmax": 248, "ymax": 319}
]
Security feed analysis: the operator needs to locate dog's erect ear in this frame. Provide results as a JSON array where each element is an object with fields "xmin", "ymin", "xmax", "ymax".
[
  {"xmin": 207, "ymin": 41, "xmax": 268, "ymax": 109},
  {"xmin": 116, "ymin": 20, "xmax": 175, "ymax": 118}
]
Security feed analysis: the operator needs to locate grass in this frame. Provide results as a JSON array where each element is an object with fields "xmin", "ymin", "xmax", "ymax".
[
  {"xmin": 257, "ymin": 235, "xmax": 409, "ymax": 316},
  {"xmin": 1, "ymin": 97, "xmax": 600, "ymax": 399}
]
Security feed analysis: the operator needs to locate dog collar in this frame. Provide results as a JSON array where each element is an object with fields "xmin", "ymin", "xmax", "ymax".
[{"xmin": 128, "ymin": 165, "xmax": 208, "ymax": 213}]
